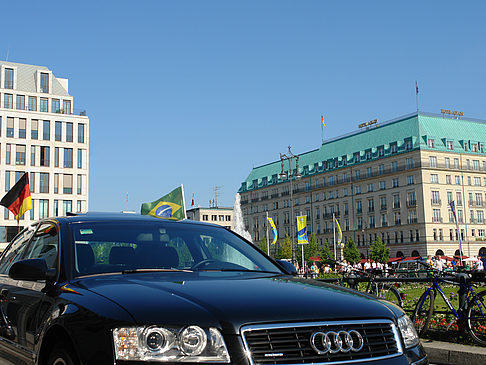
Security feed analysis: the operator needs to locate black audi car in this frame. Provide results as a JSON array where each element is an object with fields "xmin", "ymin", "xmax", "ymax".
[{"xmin": 0, "ymin": 213, "xmax": 427, "ymax": 365}]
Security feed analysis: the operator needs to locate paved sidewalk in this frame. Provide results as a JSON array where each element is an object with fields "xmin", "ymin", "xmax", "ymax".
[{"xmin": 422, "ymin": 339, "xmax": 486, "ymax": 365}]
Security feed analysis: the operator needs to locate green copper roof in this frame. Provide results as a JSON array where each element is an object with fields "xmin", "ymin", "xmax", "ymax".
[{"xmin": 240, "ymin": 112, "xmax": 486, "ymax": 192}]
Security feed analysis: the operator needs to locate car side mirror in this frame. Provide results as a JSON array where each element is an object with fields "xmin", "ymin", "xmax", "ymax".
[
  {"xmin": 276, "ymin": 260, "xmax": 298, "ymax": 276},
  {"xmin": 9, "ymin": 258, "xmax": 56, "ymax": 282}
]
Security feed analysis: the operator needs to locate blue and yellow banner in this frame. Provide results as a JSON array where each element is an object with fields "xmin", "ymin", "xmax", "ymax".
[
  {"xmin": 141, "ymin": 186, "xmax": 186, "ymax": 220},
  {"xmin": 267, "ymin": 217, "xmax": 278, "ymax": 244},
  {"xmin": 296, "ymin": 215, "xmax": 308, "ymax": 244},
  {"xmin": 335, "ymin": 217, "xmax": 343, "ymax": 246}
]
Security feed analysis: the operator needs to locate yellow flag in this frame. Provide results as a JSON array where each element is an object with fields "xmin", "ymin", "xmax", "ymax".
[
  {"xmin": 335, "ymin": 218, "xmax": 343, "ymax": 246},
  {"xmin": 297, "ymin": 216, "xmax": 308, "ymax": 244}
]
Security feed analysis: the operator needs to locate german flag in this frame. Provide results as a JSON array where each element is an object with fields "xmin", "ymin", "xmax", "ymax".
[{"xmin": 0, "ymin": 173, "xmax": 32, "ymax": 221}]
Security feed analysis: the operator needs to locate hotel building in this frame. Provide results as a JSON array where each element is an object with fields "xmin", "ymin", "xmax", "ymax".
[
  {"xmin": 186, "ymin": 207, "xmax": 234, "ymax": 230},
  {"xmin": 0, "ymin": 61, "xmax": 89, "ymax": 243},
  {"xmin": 239, "ymin": 112, "xmax": 486, "ymax": 259}
]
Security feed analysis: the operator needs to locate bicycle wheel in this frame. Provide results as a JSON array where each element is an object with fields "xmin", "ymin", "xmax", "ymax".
[
  {"xmin": 412, "ymin": 289, "xmax": 435, "ymax": 336},
  {"xmin": 467, "ymin": 290, "xmax": 486, "ymax": 346},
  {"xmin": 378, "ymin": 284, "xmax": 403, "ymax": 307}
]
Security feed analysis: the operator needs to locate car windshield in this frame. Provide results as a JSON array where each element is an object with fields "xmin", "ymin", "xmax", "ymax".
[{"xmin": 71, "ymin": 221, "xmax": 282, "ymax": 277}]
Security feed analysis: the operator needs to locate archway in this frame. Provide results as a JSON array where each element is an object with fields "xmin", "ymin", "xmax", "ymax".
[
  {"xmin": 396, "ymin": 251, "xmax": 404, "ymax": 258},
  {"xmin": 479, "ymin": 247, "xmax": 486, "ymax": 257},
  {"xmin": 411, "ymin": 250, "xmax": 420, "ymax": 257},
  {"xmin": 454, "ymin": 249, "xmax": 465, "ymax": 257},
  {"xmin": 435, "ymin": 249, "xmax": 444, "ymax": 256}
]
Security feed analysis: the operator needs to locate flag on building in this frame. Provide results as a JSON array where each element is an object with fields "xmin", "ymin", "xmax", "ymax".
[
  {"xmin": 0, "ymin": 173, "xmax": 32, "ymax": 221},
  {"xmin": 267, "ymin": 217, "xmax": 278, "ymax": 244},
  {"xmin": 450, "ymin": 200, "xmax": 457, "ymax": 221},
  {"xmin": 335, "ymin": 217, "xmax": 343, "ymax": 246},
  {"xmin": 191, "ymin": 193, "xmax": 195, "ymax": 207},
  {"xmin": 141, "ymin": 186, "xmax": 186, "ymax": 220},
  {"xmin": 296, "ymin": 215, "xmax": 308, "ymax": 244},
  {"xmin": 321, "ymin": 114, "xmax": 326, "ymax": 126}
]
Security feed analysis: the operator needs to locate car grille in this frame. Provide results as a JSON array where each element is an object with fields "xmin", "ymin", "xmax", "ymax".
[{"xmin": 240, "ymin": 320, "xmax": 402, "ymax": 365}]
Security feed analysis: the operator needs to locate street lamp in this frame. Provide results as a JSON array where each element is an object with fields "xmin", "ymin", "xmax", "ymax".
[{"xmin": 279, "ymin": 146, "xmax": 301, "ymax": 264}]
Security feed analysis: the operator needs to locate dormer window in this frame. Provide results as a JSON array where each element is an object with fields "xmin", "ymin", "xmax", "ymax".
[
  {"xmin": 40, "ymin": 72, "xmax": 49, "ymax": 93},
  {"xmin": 378, "ymin": 146, "xmax": 384, "ymax": 157},
  {"xmin": 446, "ymin": 141, "xmax": 454, "ymax": 150},
  {"xmin": 472, "ymin": 143, "xmax": 478, "ymax": 152},
  {"xmin": 390, "ymin": 143, "xmax": 398, "ymax": 153},
  {"xmin": 405, "ymin": 138, "xmax": 412, "ymax": 150},
  {"xmin": 428, "ymin": 139, "xmax": 435, "ymax": 148},
  {"xmin": 4, "ymin": 68, "xmax": 13, "ymax": 89}
]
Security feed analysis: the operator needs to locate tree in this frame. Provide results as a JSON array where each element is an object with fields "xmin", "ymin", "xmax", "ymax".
[
  {"xmin": 370, "ymin": 236, "xmax": 390, "ymax": 263},
  {"xmin": 343, "ymin": 238, "xmax": 361, "ymax": 265},
  {"xmin": 297, "ymin": 233, "xmax": 320, "ymax": 266},
  {"xmin": 321, "ymin": 239, "xmax": 335, "ymax": 263},
  {"xmin": 257, "ymin": 237, "xmax": 268, "ymax": 255},
  {"xmin": 276, "ymin": 234, "xmax": 292, "ymax": 260}
]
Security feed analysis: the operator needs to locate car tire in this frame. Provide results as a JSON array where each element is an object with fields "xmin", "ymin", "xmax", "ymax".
[{"xmin": 47, "ymin": 342, "xmax": 79, "ymax": 365}]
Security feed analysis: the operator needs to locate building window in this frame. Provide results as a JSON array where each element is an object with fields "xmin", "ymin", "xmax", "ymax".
[
  {"xmin": 40, "ymin": 98, "xmax": 49, "ymax": 113},
  {"xmin": 6, "ymin": 117, "xmax": 14, "ymax": 137},
  {"xmin": 63, "ymin": 200, "xmax": 72, "ymax": 215},
  {"xmin": 455, "ymin": 176, "xmax": 461, "ymax": 185},
  {"xmin": 430, "ymin": 174, "xmax": 438, "ymax": 183},
  {"xmin": 428, "ymin": 139, "xmax": 435, "ymax": 148},
  {"xmin": 405, "ymin": 139, "xmax": 412, "ymax": 150},
  {"xmin": 429, "ymin": 156, "xmax": 437, "ymax": 167},
  {"xmin": 28, "ymin": 96, "xmax": 37, "ymax": 111},
  {"xmin": 66, "ymin": 122, "xmax": 73, "ymax": 142},
  {"xmin": 16, "ymin": 95, "xmax": 25, "ymax": 110},
  {"xmin": 39, "ymin": 200, "xmax": 49, "ymax": 219},
  {"xmin": 379, "ymin": 164, "xmax": 384, "ymax": 175},
  {"xmin": 31, "ymin": 120, "xmax": 38, "ymax": 139},
  {"xmin": 54, "ymin": 173, "xmax": 59, "ymax": 194},
  {"xmin": 431, "ymin": 191, "xmax": 440, "ymax": 205},
  {"xmin": 391, "ymin": 143, "xmax": 397, "ymax": 153},
  {"xmin": 447, "ymin": 141, "xmax": 454, "ymax": 150},
  {"xmin": 54, "ymin": 147, "xmax": 59, "ymax": 167},
  {"xmin": 39, "ymin": 173, "xmax": 49, "ymax": 193},
  {"xmin": 4, "ymin": 94, "xmax": 13, "ymax": 109},
  {"xmin": 77, "ymin": 201, "xmax": 82, "ymax": 213},
  {"xmin": 43, "ymin": 120, "xmax": 50, "ymax": 140},
  {"xmin": 456, "ymin": 192, "xmax": 463, "ymax": 206},
  {"xmin": 77, "ymin": 175, "xmax": 82, "ymax": 194},
  {"xmin": 31, "ymin": 146, "xmax": 36, "ymax": 166},
  {"xmin": 407, "ymin": 175, "xmax": 415, "ymax": 185},
  {"xmin": 15, "ymin": 145, "xmax": 25, "ymax": 165},
  {"xmin": 77, "ymin": 149, "xmax": 83, "ymax": 169},
  {"xmin": 392, "ymin": 178, "xmax": 399, "ymax": 187},
  {"xmin": 52, "ymin": 99, "xmax": 60, "ymax": 113},
  {"xmin": 19, "ymin": 118, "xmax": 26, "ymax": 139},
  {"xmin": 4, "ymin": 171, "xmax": 10, "ymax": 192},
  {"xmin": 5, "ymin": 144, "xmax": 11, "ymax": 165},
  {"xmin": 55, "ymin": 121, "xmax": 62, "ymax": 141},
  {"xmin": 379, "ymin": 180, "xmax": 386, "ymax": 190},
  {"xmin": 63, "ymin": 174, "xmax": 73, "ymax": 194},
  {"xmin": 392, "ymin": 161, "xmax": 398, "ymax": 172},
  {"xmin": 39, "ymin": 146, "xmax": 50, "ymax": 167},
  {"xmin": 40, "ymin": 72, "xmax": 49, "ymax": 93},
  {"xmin": 367, "ymin": 183, "xmax": 373, "ymax": 192},
  {"xmin": 446, "ymin": 175, "xmax": 451, "ymax": 184},
  {"xmin": 54, "ymin": 200, "xmax": 59, "ymax": 216},
  {"xmin": 378, "ymin": 146, "xmax": 384, "ymax": 156},
  {"xmin": 63, "ymin": 148, "xmax": 73, "ymax": 168},
  {"xmin": 63, "ymin": 100, "xmax": 71, "ymax": 114},
  {"xmin": 78, "ymin": 124, "xmax": 85, "ymax": 143},
  {"xmin": 406, "ymin": 158, "xmax": 413, "ymax": 169},
  {"xmin": 4, "ymin": 68, "xmax": 13, "ymax": 89},
  {"xmin": 432, "ymin": 209, "xmax": 441, "ymax": 223}
]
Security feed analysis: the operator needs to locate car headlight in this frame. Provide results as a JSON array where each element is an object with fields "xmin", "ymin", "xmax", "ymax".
[
  {"xmin": 397, "ymin": 315, "xmax": 419, "ymax": 348},
  {"xmin": 113, "ymin": 326, "xmax": 230, "ymax": 362}
]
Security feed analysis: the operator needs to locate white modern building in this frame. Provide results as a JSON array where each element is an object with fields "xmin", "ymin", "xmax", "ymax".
[{"xmin": 0, "ymin": 61, "xmax": 89, "ymax": 244}]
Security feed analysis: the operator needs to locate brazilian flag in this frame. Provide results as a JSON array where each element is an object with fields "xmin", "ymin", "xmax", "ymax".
[{"xmin": 141, "ymin": 186, "xmax": 186, "ymax": 220}]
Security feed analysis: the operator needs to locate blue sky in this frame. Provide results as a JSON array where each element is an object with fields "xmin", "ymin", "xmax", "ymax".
[{"xmin": 2, "ymin": 1, "xmax": 485, "ymax": 212}]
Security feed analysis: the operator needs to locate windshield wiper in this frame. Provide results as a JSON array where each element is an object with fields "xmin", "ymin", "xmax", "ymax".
[
  {"xmin": 122, "ymin": 268, "xmax": 194, "ymax": 274},
  {"xmin": 197, "ymin": 269, "xmax": 281, "ymax": 274}
]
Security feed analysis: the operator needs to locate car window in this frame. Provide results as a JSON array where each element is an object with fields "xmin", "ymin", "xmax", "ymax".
[
  {"xmin": 0, "ymin": 227, "xmax": 36, "ymax": 275},
  {"xmin": 71, "ymin": 222, "xmax": 281, "ymax": 276},
  {"xmin": 24, "ymin": 223, "xmax": 59, "ymax": 269}
]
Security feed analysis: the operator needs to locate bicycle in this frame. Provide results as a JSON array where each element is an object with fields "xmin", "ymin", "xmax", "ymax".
[
  {"xmin": 341, "ymin": 267, "xmax": 404, "ymax": 308},
  {"xmin": 412, "ymin": 269, "xmax": 486, "ymax": 346}
]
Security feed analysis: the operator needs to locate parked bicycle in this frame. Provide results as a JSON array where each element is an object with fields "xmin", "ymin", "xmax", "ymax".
[
  {"xmin": 341, "ymin": 267, "xmax": 404, "ymax": 307},
  {"xmin": 412, "ymin": 269, "xmax": 486, "ymax": 346}
]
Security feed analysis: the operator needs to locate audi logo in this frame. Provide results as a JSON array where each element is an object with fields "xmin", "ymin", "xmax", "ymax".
[{"xmin": 310, "ymin": 330, "xmax": 364, "ymax": 355}]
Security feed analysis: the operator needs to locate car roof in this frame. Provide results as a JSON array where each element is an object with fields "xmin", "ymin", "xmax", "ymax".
[{"xmin": 51, "ymin": 212, "xmax": 225, "ymax": 229}]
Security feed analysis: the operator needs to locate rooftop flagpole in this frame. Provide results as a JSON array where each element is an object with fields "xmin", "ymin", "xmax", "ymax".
[{"xmin": 415, "ymin": 81, "xmax": 419, "ymax": 113}]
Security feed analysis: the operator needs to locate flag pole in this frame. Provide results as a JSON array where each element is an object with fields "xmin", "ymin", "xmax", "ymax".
[
  {"xmin": 180, "ymin": 184, "xmax": 187, "ymax": 219},
  {"xmin": 265, "ymin": 212, "xmax": 270, "ymax": 256},
  {"xmin": 333, "ymin": 212, "xmax": 337, "ymax": 262},
  {"xmin": 415, "ymin": 81, "xmax": 419, "ymax": 113}
]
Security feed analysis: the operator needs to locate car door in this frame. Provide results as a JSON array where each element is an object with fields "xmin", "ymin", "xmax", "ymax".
[
  {"xmin": 0, "ymin": 222, "xmax": 59, "ymax": 365},
  {"xmin": 0, "ymin": 227, "xmax": 36, "ymax": 364}
]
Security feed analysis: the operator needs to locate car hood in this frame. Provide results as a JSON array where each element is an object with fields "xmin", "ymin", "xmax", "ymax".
[{"xmin": 72, "ymin": 272, "xmax": 399, "ymax": 333}]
